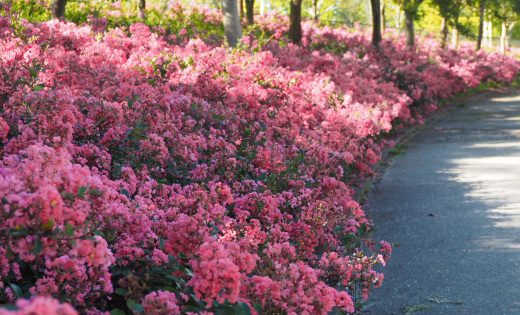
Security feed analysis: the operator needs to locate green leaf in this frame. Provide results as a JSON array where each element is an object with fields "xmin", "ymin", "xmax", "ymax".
[
  {"xmin": 6, "ymin": 244, "xmax": 13, "ymax": 259},
  {"xmin": 167, "ymin": 160, "xmax": 175, "ymax": 174},
  {"xmin": 120, "ymin": 189, "xmax": 130, "ymax": 199},
  {"xmin": 65, "ymin": 223, "xmax": 75, "ymax": 237},
  {"xmin": 88, "ymin": 188, "xmax": 104, "ymax": 196},
  {"xmin": 9, "ymin": 283, "xmax": 22, "ymax": 297},
  {"xmin": 253, "ymin": 303, "xmax": 262, "ymax": 312},
  {"xmin": 114, "ymin": 288, "xmax": 127, "ymax": 296},
  {"xmin": 23, "ymin": 65, "xmax": 37, "ymax": 79},
  {"xmin": 214, "ymin": 305, "xmax": 236, "ymax": 315},
  {"xmin": 126, "ymin": 299, "xmax": 144, "ymax": 314},
  {"xmin": 30, "ymin": 236, "xmax": 43, "ymax": 255},
  {"xmin": 33, "ymin": 84, "xmax": 45, "ymax": 91},
  {"xmin": 0, "ymin": 305, "xmax": 18, "ymax": 311},
  {"xmin": 60, "ymin": 191, "xmax": 75, "ymax": 201},
  {"xmin": 162, "ymin": 283, "xmax": 178, "ymax": 291},
  {"xmin": 81, "ymin": 236, "xmax": 97, "ymax": 241},
  {"xmin": 83, "ymin": 219, "xmax": 90, "ymax": 234},
  {"xmin": 125, "ymin": 96, "xmax": 133, "ymax": 109},
  {"xmin": 110, "ymin": 309, "xmax": 126, "ymax": 315},
  {"xmin": 77, "ymin": 186, "xmax": 87, "ymax": 198},
  {"xmin": 182, "ymin": 305, "xmax": 201, "ymax": 312},
  {"xmin": 42, "ymin": 218, "xmax": 54, "ymax": 231},
  {"xmin": 93, "ymin": 230, "xmax": 106, "ymax": 238},
  {"xmin": 212, "ymin": 114, "xmax": 226, "ymax": 121},
  {"xmin": 68, "ymin": 239, "xmax": 77, "ymax": 247},
  {"xmin": 159, "ymin": 238, "xmax": 164, "ymax": 250},
  {"xmin": 238, "ymin": 302, "xmax": 251, "ymax": 315}
]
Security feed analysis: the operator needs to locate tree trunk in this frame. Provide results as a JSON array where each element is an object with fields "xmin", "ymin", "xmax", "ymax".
[
  {"xmin": 451, "ymin": 27, "xmax": 458, "ymax": 48},
  {"xmin": 222, "ymin": 0, "xmax": 242, "ymax": 47},
  {"xmin": 395, "ymin": 6, "xmax": 402, "ymax": 33},
  {"xmin": 477, "ymin": 0, "xmax": 485, "ymax": 50},
  {"xmin": 370, "ymin": 0, "xmax": 381, "ymax": 47},
  {"xmin": 440, "ymin": 17, "xmax": 448, "ymax": 49},
  {"xmin": 289, "ymin": 0, "xmax": 303, "ymax": 44},
  {"xmin": 139, "ymin": 0, "xmax": 146, "ymax": 20},
  {"xmin": 404, "ymin": 9, "xmax": 414, "ymax": 47},
  {"xmin": 239, "ymin": 0, "xmax": 244, "ymax": 18},
  {"xmin": 487, "ymin": 21, "xmax": 493, "ymax": 47},
  {"xmin": 51, "ymin": 0, "xmax": 67, "ymax": 19},
  {"xmin": 245, "ymin": 0, "xmax": 254, "ymax": 25},
  {"xmin": 451, "ymin": 13, "xmax": 459, "ymax": 48},
  {"xmin": 500, "ymin": 21, "xmax": 506, "ymax": 54},
  {"xmin": 313, "ymin": 0, "xmax": 319, "ymax": 22},
  {"xmin": 506, "ymin": 22, "xmax": 515, "ymax": 51},
  {"xmin": 381, "ymin": 1, "xmax": 385, "ymax": 34}
]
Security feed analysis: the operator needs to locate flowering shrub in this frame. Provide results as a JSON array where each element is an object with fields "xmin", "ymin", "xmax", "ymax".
[{"xmin": 1, "ymin": 2, "xmax": 520, "ymax": 315}]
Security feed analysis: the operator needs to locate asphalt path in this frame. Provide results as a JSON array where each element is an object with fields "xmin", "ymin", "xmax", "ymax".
[{"xmin": 364, "ymin": 91, "xmax": 520, "ymax": 315}]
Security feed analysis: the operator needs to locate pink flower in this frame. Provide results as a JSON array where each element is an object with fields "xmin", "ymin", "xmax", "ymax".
[
  {"xmin": 142, "ymin": 291, "xmax": 180, "ymax": 315},
  {"xmin": 0, "ymin": 296, "xmax": 78, "ymax": 315}
]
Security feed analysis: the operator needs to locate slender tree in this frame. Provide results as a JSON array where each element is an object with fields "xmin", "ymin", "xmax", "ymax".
[
  {"xmin": 477, "ymin": 0, "xmax": 486, "ymax": 50},
  {"xmin": 440, "ymin": 16, "xmax": 448, "ymax": 48},
  {"xmin": 289, "ymin": 0, "xmax": 303, "ymax": 44},
  {"xmin": 245, "ymin": 0, "xmax": 254, "ymax": 24},
  {"xmin": 51, "ymin": 0, "xmax": 67, "ymax": 19},
  {"xmin": 390, "ymin": 0, "xmax": 423, "ymax": 47},
  {"xmin": 222, "ymin": 0, "xmax": 242, "ymax": 47},
  {"xmin": 381, "ymin": 0, "xmax": 386, "ymax": 33},
  {"xmin": 139, "ymin": 0, "xmax": 146, "ymax": 20},
  {"xmin": 491, "ymin": 0, "xmax": 520, "ymax": 54},
  {"xmin": 313, "ymin": 0, "xmax": 319, "ymax": 21},
  {"xmin": 371, "ymin": 0, "xmax": 382, "ymax": 47},
  {"xmin": 432, "ymin": 0, "xmax": 467, "ymax": 48}
]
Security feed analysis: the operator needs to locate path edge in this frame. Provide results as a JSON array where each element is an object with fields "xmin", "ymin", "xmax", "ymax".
[{"xmin": 353, "ymin": 83, "xmax": 520, "ymax": 205}]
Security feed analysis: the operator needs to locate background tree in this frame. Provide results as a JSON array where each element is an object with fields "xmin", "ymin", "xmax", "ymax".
[
  {"xmin": 371, "ymin": 0, "xmax": 382, "ymax": 46},
  {"xmin": 490, "ymin": 0, "xmax": 520, "ymax": 53},
  {"xmin": 289, "ymin": 0, "xmax": 303, "ymax": 44},
  {"xmin": 139, "ymin": 0, "xmax": 146, "ymax": 20},
  {"xmin": 222, "ymin": 0, "xmax": 242, "ymax": 47},
  {"xmin": 381, "ymin": 0, "xmax": 386, "ymax": 33},
  {"xmin": 431, "ymin": 0, "xmax": 467, "ymax": 48},
  {"xmin": 245, "ymin": 0, "xmax": 255, "ymax": 24},
  {"xmin": 477, "ymin": 0, "xmax": 486, "ymax": 50},
  {"xmin": 391, "ymin": 0, "xmax": 424, "ymax": 47},
  {"xmin": 51, "ymin": 0, "xmax": 67, "ymax": 19}
]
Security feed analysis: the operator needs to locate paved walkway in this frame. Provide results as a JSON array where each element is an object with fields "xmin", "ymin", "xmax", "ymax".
[{"xmin": 364, "ymin": 91, "xmax": 520, "ymax": 315}]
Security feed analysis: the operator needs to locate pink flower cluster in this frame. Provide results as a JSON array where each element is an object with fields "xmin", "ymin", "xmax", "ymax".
[
  {"xmin": 0, "ymin": 297, "xmax": 77, "ymax": 315},
  {"xmin": 1, "ymin": 4, "xmax": 519, "ymax": 314}
]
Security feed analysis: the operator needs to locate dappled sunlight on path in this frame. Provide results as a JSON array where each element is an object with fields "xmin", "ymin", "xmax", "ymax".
[
  {"xmin": 365, "ymin": 92, "xmax": 520, "ymax": 314},
  {"xmin": 445, "ymin": 143, "xmax": 520, "ymax": 251}
]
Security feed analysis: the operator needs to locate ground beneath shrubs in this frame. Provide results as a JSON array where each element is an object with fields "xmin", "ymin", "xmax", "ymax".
[{"xmin": 364, "ymin": 90, "xmax": 520, "ymax": 315}]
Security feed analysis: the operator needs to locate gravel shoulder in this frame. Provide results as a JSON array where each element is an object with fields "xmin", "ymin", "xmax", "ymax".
[{"xmin": 363, "ymin": 91, "xmax": 520, "ymax": 315}]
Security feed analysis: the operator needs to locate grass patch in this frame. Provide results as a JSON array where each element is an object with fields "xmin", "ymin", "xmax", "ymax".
[
  {"xmin": 404, "ymin": 305, "xmax": 430, "ymax": 314},
  {"xmin": 427, "ymin": 296, "xmax": 462, "ymax": 305}
]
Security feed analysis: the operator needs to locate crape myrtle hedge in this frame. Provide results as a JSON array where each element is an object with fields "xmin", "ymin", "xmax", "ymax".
[{"xmin": 0, "ymin": 2, "xmax": 519, "ymax": 315}]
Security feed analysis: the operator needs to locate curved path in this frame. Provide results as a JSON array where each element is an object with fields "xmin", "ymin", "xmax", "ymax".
[{"xmin": 364, "ymin": 91, "xmax": 520, "ymax": 315}]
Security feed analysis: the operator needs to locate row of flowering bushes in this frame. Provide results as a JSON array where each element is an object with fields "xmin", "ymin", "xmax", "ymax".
[{"xmin": 1, "ymin": 2, "xmax": 520, "ymax": 315}]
